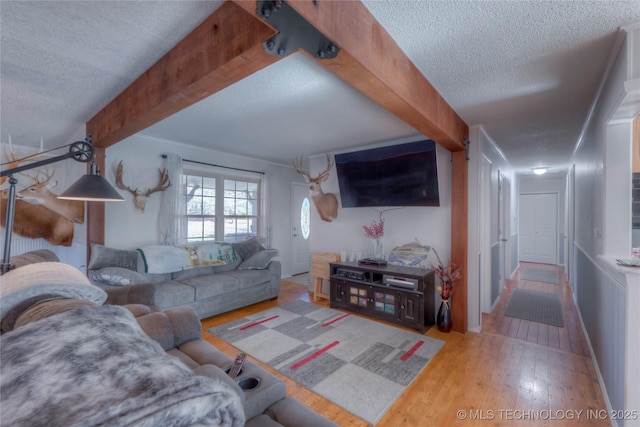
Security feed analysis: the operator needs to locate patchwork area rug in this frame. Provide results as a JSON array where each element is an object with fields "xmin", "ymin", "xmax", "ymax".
[
  {"xmin": 504, "ymin": 288, "xmax": 564, "ymax": 327},
  {"xmin": 520, "ymin": 268, "xmax": 560, "ymax": 285},
  {"xmin": 208, "ymin": 301, "xmax": 444, "ymax": 425}
]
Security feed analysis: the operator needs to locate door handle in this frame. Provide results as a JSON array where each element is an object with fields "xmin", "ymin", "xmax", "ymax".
[{"xmin": 501, "ymin": 239, "xmax": 507, "ymax": 242}]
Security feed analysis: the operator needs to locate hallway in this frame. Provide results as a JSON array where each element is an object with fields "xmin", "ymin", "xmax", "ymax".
[
  {"xmin": 202, "ymin": 263, "xmax": 609, "ymax": 426},
  {"xmin": 483, "ymin": 262, "xmax": 590, "ymax": 357}
]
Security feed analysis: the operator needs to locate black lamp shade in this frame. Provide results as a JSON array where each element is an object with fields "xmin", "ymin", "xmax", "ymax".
[{"xmin": 58, "ymin": 174, "xmax": 124, "ymax": 201}]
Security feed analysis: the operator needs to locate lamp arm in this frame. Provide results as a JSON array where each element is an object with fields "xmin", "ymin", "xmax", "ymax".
[
  {"xmin": 1, "ymin": 138, "xmax": 95, "ymax": 274},
  {"xmin": 1, "ymin": 176, "xmax": 18, "ymax": 274},
  {"xmin": 0, "ymin": 139, "xmax": 94, "ymax": 178}
]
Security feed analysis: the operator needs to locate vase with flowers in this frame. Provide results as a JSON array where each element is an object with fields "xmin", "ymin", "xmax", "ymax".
[
  {"xmin": 430, "ymin": 248, "xmax": 463, "ymax": 332},
  {"xmin": 363, "ymin": 218, "xmax": 385, "ymax": 260}
]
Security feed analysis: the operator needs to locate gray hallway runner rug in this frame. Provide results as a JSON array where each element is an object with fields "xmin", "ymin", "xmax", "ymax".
[
  {"xmin": 208, "ymin": 300, "xmax": 444, "ymax": 425},
  {"xmin": 520, "ymin": 268, "xmax": 560, "ymax": 285},
  {"xmin": 504, "ymin": 288, "xmax": 564, "ymax": 327}
]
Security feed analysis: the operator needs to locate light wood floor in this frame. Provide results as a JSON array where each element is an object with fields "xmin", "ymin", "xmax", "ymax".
[{"xmin": 201, "ymin": 263, "xmax": 608, "ymax": 426}]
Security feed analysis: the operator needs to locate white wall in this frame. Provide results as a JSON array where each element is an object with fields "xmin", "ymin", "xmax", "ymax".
[
  {"xmin": 571, "ymin": 26, "xmax": 640, "ymax": 423},
  {"xmin": 604, "ymin": 123, "xmax": 633, "ymax": 256},
  {"xmin": 104, "ymin": 134, "xmax": 301, "ymax": 277},
  {"xmin": 307, "ymin": 136, "xmax": 451, "ymax": 269},
  {"xmin": 574, "ymin": 36, "xmax": 628, "ymax": 258}
]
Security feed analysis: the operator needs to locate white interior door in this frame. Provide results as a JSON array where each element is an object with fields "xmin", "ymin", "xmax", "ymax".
[
  {"xmin": 480, "ymin": 156, "xmax": 493, "ymax": 313},
  {"xmin": 502, "ymin": 175, "xmax": 511, "ymax": 283},
  {"xmin": 498, "ymin": 172, "xmax": 506, "ymax": 291},
  {"xmin": 291, "ymin": 183, "xmax": 310, "ymax": 275},
  {"xmin": 568, "ymin": 165, "xmax": 575, "ymax": 285},
  {"xmin": 519, "ymin": 193, "xmax": 558, "ymax": 264}
]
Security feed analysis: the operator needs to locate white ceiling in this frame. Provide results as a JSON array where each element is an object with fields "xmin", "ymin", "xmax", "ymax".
[{"xmin": 2, "ymin": 1, "xmax": 640, "ymax": 175}]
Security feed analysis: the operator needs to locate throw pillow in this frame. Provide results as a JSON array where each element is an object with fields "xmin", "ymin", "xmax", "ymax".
[
  {"xmin": 88, "ymin": 243, "xmax": 139, "ymax": 271},
  {"xmin": 137, "ymin": 243, "xmax": 239, "ymax": 274},
  {"xmin": 237, "ymin": 249, "xmax": 279, "ymax": 270},
  {"xmin": 90, "ymin": 267, "xmax": 149, "ymax": 287},
  {"xmin": 232, "ymin": 238, "xmax": 265, "ymax": 261},
  {"xmin": 136, "ymin": 245, "xmax": 192, "ymax": 274},
  {"xmin": 0, "ymin": 262, "xmax": 107, "ymax": 321},
  {"xmin": 190, "ymin": 242, "xmax": 237, "ymax": 266}
]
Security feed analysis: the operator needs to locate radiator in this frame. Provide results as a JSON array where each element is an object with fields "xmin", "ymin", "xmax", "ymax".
[{"xmin": 3, "ymin": 234, "xmax": 86, "ymax": 272}]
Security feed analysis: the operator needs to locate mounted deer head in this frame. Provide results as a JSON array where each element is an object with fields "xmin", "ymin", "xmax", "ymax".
[
  {"xmin": 19, "ymin": 169, "xmax": 84, "ymax": 223},
  {"xmin": 1, "ymin": 189, "xmax": 75, "ymax": 246},
  {"xmin": 115, "ymin": 161, "xmax": 171, "ymax": 213},
  {"xmin": 293, "ymin": 154, "xmax": 338, "ymax": 222},
  {"xmin": 1, "ymin": 136, "xmax": 75, "ymax": 246}
]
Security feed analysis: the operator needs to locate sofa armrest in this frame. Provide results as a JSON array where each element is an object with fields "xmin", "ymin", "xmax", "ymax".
[
  {"xmin": 266, "ymin": 260, "xmax": 281, "ymax": 277},
  {"xmin": 194, "ymin": 364, "xmax": 245, "ymax": 397},
  {"xmin": 164, "ymin": 306, "xmax": 202, "ymax": 345},
  {"xmin": 265, "ymin": 398, "xmax": 339, "ymax": 427},
  {"xmin": 136, "ymin": 305, "xmax": 202, "ymax": 350},
  {"xmin": 93, "ymin": 281, "xmax": 157, "ymax": 307}
]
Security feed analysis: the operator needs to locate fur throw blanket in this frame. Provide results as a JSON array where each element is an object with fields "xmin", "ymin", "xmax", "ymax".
[{"xmin": 0, "ymin": 305, "xmax": 244, "ymax": 427}]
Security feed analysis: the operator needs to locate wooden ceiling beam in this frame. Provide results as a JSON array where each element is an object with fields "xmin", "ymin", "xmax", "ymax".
[
  {"xmin": 86, "ymin": 1, "xmax": 278, "ymax": 148},
  {"xmin": 278, "ymin": 0, "xmax": 469, "ymax": 332},
  {"xmin": 86, "ymin": 0, "xmax": 470, "ymax": 331},
  {"xmin": 282, "ymin": 0, "xmax": 468, "ymax": 152}
]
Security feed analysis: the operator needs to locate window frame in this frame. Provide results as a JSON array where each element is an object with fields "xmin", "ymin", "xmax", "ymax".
[{"xmin": 183, "ymin": 168, "xmax": 262, "ymax": 243}]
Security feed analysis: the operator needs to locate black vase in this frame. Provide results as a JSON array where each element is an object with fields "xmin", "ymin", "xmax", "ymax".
[{"xmin": 437, "ymin": 298, "xmax": 452, "ymax": 333}]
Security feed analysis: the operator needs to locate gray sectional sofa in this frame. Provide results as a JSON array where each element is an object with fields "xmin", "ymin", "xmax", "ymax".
[
  {"xmin": 87, "ymin": 240, "xmax": 282, "ymax": 319},
  {"xmin": 1, "ymin": 252, "xmax": 337, "ymax": 426}
]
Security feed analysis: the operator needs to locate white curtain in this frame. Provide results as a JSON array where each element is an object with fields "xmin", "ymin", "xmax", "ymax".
[
  {"xmin": 158, "ymin": 153, "xmax": 185, "ymax": 246},
  {"xmin": 260, "ymin": 171, "xmax": 272, "ymax": 248}
]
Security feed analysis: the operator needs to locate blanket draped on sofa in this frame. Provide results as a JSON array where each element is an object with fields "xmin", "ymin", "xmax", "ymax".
[{"xmin": 0, "ymin": 304, "xmax": 244, "ymax": 427}]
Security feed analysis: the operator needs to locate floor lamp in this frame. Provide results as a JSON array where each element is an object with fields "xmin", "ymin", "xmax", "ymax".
[{"xmin": 1, "ymin": 136, "xmax": 123, "ymax": 274}]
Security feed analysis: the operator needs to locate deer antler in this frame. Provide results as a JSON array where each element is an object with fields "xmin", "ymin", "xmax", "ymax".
[
  {"xmin": 317, "ymin": 154, "xmax": 334, "ymax": 180},
  {"xmin": 1, "ymin": 134, "xmax": 44, "ymax": 185},
  {"xmin": 292, "ymin": 156, "xmax": 310, "ymax": 180},
  {"xmin": 22, "ymin": 169, "xmax": 56, "ymax": 187},
  {"xmin": 115, "ymin": 160, "xmax": 139, "ymax": 196},
  {"xmin": 293, "ymin": 154, "xmax": 334, "ymax": 182},
  {"xmin": 115, "ymin": 160, "xmax": 171, "ymax": 213},
  {"xmin": 144, "ymin": 168, "xmax": 171, "ymax": 196}
]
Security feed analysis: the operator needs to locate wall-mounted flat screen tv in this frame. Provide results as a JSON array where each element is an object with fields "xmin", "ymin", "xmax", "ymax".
[{"xmin": 335, "ymin": 139, "xmax": 439, "ymax": 208}]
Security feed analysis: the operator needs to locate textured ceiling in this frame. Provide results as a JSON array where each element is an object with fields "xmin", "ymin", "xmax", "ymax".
[
  {"xmin": 1, "ymin": 1, "xmax": 224, "ymax": 147},
  {"xmin": 362, "ymin": 0, "xmax": 640, "ymax": 172},
  {"xmin": 2, "ymin": 1, "xmax": 640, "ymax": 175}
]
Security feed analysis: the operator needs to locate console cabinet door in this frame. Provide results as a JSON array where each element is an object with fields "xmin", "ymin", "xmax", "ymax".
[
  {"xmin": 371, "ymin": 288, "xmax": 399, "ymax": 319},
  {"xmin": 346, "ymin": 283, "xmax": 371, "ymax": 311},
  {"xmin": 331, "ymin": 279, "xmax": 348, "ymax": 306},
  {"xmin": 399, "ymin": 293, "xmax": 423, "ymax": 325}
]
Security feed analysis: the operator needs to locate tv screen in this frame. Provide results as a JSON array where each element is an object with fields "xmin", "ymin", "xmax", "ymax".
[{"xmin": 335, "ymin": 140, "xmax": 439, "ymax": 208}]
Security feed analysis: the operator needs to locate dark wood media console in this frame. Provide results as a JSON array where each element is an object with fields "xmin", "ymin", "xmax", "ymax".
[{"xmin": 329, "ymin": 261, "xmax": 435, "ymax": 333}]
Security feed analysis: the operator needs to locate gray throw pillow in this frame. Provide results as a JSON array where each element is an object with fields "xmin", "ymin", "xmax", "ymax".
[
  {"xmin": 232, "ymin": 238, "xmax": 265, "ymax": 261},
  {"xmin": 88, "ymin": 244, "xmax": 139, "ymax": 271},
  {"xmin": 90, "ymin": 267, "xmax": 149, "ymax": 287},
  {"xmin": 237, "ymin": 249, "xmax": 279, "ymax": 270}
]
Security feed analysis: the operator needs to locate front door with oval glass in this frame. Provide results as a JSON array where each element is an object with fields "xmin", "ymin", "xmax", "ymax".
[{"xmin": 292, "ymin": 183, "xmax": 311, "ymax": 275}]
